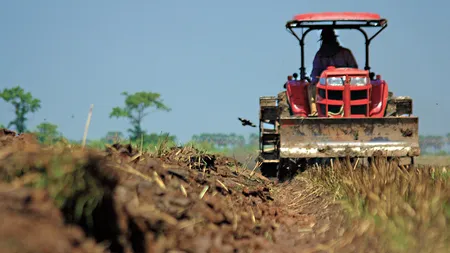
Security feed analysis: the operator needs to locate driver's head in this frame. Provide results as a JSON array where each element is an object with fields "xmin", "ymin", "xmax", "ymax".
[{"xmin": 320, "ymin": 28, "xmax": 338, "ymax": 44}]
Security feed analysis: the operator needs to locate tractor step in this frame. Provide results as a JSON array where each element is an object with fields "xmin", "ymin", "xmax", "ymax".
[
  {"xmin": 261, "ymin": 133, "xmax": 279, "ymax": 141},
  {"xmin": 262, "ymin": 129, "xmax": 277, "ymax": 134},
  {"xmin": 260, "ymin": 152, "xmax": 278, "ymax": 161}
]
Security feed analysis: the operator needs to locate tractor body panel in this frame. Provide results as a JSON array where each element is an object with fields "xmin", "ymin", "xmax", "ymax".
[{"xmin": 285, "ymin": 80, "xmax": 310, "ymax": 117}]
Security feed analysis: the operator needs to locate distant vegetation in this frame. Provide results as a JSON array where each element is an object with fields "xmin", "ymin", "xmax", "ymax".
[
  {"xmin": 419, "ymin": 134, "xmax": 450, "ymax": 155},
  {"xmin": 0, "ymin": 86, "xmax": 41, "ymax": 133},
  {"xmin": 1, "ymin": 85, "xmax": 449, "ymax": 156},
  {"xmin": 109, "ymin": 91, "xmax": 171, "ymax": 142}
]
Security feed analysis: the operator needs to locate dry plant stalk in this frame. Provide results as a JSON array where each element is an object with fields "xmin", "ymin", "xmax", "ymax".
[
  {"xmin": 216, "ymin": 179, "xmax": 229, "ymax": 192},
  {"xmin": 250, "ymin": 161, "xmax": 262, "ymax": 178},
  {"xmin": 81, "ymin": 104, "xmax": 94, "ymax": 149},
  {"xmin": 302, "ymin": 157, "xmax": 450, "ymax": 253},
  {"xmin": 113, "ymin": 164, "xmax": 153, "ymax": 182},
  {"xmin": 130, "ymin": 153, "xmax": 142, "ymax": 162},
  {"xmin": 199, "ymin": 185, "xmax": 209, "ymax": 199},
  {"xmin": 153, "ymin": 171, "xmax": 166, "ymax": 190},
  {"xmin": 180, "ymin": 184, "xmax": 187, "ymax": 197},
  {"xmin": 250, "ymin": 208, "xmax": 256, "ymax": 224}
]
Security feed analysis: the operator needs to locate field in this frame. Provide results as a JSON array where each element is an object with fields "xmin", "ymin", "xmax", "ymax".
[
  {"xmin": 416, "ymin": 155, "xmax": 450, "ymax": 167},
  {"xmin": 0, "ymin": 129, "xmax": 448, "ymax": 253}
]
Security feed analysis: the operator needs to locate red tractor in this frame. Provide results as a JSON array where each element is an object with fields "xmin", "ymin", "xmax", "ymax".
[{"xmin": 258, "ymin": 12, "xmax": 420, "ymax": 180}]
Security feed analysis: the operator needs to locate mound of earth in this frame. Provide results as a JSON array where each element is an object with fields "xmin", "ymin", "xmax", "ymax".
[
  {"xmin": 0, "ymin": 183, "xmax": 106, "ymax": 253},
  {"xmin": 0, "ymin": 131, "xmax": 347, "ymax": 253},
  {"xmin": 0, "ymin": 128, "xmax": 40, "ymax": 149}
]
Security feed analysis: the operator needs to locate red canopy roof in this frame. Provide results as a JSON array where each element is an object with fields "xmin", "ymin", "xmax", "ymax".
[{"xmin": 292, "ymin": 12, "xmax": 382, "ymax": 22}]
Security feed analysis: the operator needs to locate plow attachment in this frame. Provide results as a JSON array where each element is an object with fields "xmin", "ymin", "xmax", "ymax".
[
  {"xmin": 257, "ymin": 96, "xmax": 420, "ymax": 179},
  {"xmin": 278, "ymin": 117, "xmax": 420, "ymax": 158}
]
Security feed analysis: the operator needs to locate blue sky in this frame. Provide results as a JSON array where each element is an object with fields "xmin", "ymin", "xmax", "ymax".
[{"xmin": 0, "ymin": 0, "xmax": 448, "ymax": 143}]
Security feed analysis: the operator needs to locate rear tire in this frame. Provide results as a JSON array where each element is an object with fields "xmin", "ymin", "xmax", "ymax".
[
  {"xmin": 277, "ymin": 158, "xmax": 302, "ymax": 182},
  {"xmin": 260, "ymin": 163, "xmax": 278, "ymax": 178}
]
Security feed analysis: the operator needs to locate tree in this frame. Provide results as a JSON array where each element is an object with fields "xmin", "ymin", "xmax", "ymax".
[
  {"xmin": 34, "ymin": 122, "xmax": 62, "ymax": 144},
  {"xmin": 419, "ymin": 135, "xmax": 429, "ymax": 152},
  {"xmin": 191, "ymin": 133, "xmax": 248, "ymax": 149},
  {"xmin": 0, "ymin": 86, "xmax": 41, "ymax": 133},
  {"xmin": 109, "ymin": 91, "xmax": 171, "ymax": 141},
  {"xmin": 102, "ymin": 131, "xmax": 125, "ymax": 144},
  {"xmin": 144, "ymin": 132, "xmax": 177, "ymax": 146},
  {"xmin": 248, "ymin": 133, "xmax": 259, "ymax": 146},
  {"xmin": 431, "ymin": 135, "xmax": 445, "ymax": 151},
  {"xmin": 419, "ymin": 135, "xmax": 446, "ymax": 153}
]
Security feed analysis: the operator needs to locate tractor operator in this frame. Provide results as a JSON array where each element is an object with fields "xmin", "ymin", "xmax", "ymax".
[{"xmin": 308, "ymin": 27, "xmax": 358, "ymax": 116}]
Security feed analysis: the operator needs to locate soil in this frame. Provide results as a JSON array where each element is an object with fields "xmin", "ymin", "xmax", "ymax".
[{"xmin": 0, "ymin": 129, "xmax": 350, "ymax": 253}]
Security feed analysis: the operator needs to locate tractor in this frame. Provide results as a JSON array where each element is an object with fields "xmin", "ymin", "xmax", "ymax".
[{"xmin": 258, "ymin": 12, "xmax": 420, "ymax": 180}]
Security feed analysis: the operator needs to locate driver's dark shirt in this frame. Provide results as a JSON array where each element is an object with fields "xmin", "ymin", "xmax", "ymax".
[{"xmin": 310, "ymin": 46, "xmax": 358, "ymax": 83}]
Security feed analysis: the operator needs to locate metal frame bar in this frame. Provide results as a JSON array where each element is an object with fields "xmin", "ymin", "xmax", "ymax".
[{"xmin": 286, "ymin": 22, "xmax": 388, "ymax": 80}]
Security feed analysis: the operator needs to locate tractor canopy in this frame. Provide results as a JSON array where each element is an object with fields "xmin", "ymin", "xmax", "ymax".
[
  {"xmin": 286, "ymin": 12, "xmax": 387, "ymax": 28},
  {"xmin": 285, "ymin": 12, "xmax": 388, "ymax": 80}
]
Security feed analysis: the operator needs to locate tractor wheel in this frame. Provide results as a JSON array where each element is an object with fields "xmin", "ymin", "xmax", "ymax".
[
  {"xmin": 277, "ymin": 158, "xmax": 301, "ymax": 182},
  {"xmin": 259, "ymin": 163, "xmax": 278, "ymax": 178}
]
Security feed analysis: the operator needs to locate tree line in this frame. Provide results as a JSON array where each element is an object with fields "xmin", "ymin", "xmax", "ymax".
[
  {"xmin": 1, "ymin": 85, "xmax": 449, "ymax": 154},
  {"xmin": 191, "ymin": 133, "xmax": 258, "ymax": 148},
  {"xmin": 0, "ymin": 85, "xmax": 259, "ymax": 149},
  {"xmin": 419, "ymin": 134, "xmax": 450, "ymax": 154},
  {"xmin": 0, "ymin": 86, "xmax": 174, "ymax": 146}
]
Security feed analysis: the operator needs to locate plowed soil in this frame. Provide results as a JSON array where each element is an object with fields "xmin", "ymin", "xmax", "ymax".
[{"xmin": 0, "ymin": 129, "xmax": 359, "ymax": 253}]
